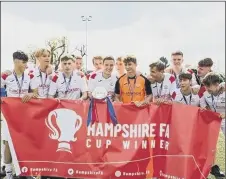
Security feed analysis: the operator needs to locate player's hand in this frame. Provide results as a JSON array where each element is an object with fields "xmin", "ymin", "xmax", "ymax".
[
  {"xmin": 200, "ymin": 107, "xmax": 207, "ymax": 111},
  {"xmin": 147, "ymin": 75, "xmax": 155, "ymax": 84},
  {"xmin": 154, "ymin": 98, "xmax": 165, "ymax": 105},
  {"xmin": 78, "ymin": 98, "xmax": 84, "ymax": 101},
  {"xmin": 133, "ymin": 101, "xmax": 142, "ymax": 107},
  {"xmin": 219, "ymin": 82, "xmax": 225, "ymax": 94},
  {"xmin": 191, "ymin": 85, "xmax": 200, "ymax": 95},
  {"xmin": 2, "ymin": 70, "xmax": 12, "ymax": 76},
  {"xmin": 32, "ymin": 93, "xmax": 39, "ymax": 98},
  {"xmin": 21, "ymin": 93, "xmax": 34, "ymax": 103},
  {"xmin": 133, "ymin": 100, "xmax": 148, "ymax": 107},
  {"xmin": 165, "ymin": 67, "xmax": 174, "ymax": 74},
  {"xmin": 164, "ymin": 100, "xmax": 173, "ymax": 105},
  {"xmin": 219, "ymin": 113, "xmax": 225, "ymax": 119},
  {"xmin": 114, "ymin": 101, "xmax": 123, "ymax": 104}
]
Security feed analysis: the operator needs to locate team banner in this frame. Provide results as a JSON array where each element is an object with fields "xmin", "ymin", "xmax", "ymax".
[{"xmin": 1, "ymin": 97, "xmax": 221, "ymax": 179}]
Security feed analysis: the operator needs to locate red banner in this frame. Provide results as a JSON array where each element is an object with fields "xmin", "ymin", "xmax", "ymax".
[{"xmin": 1, "ymin": 97, "xmax": 221, "ymax": 179}]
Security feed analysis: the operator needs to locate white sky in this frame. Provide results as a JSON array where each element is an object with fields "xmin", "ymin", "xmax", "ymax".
[{"xmin": 1, "ymin": 2, "xmax": 225, "ymax": 73}]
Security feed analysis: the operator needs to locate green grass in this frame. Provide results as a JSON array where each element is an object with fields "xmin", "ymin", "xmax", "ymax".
[{"xmin": 208, "ymin": 131, "xmax": 225, "ymax": 179}]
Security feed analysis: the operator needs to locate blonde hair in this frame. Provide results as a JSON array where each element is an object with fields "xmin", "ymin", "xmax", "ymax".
[
  {"xmin": 34, "ymin": 48, "xmax": 51, "ymax": 58},
  {"xmin": 116, "ymin": 56, "xmax": 124, "ymax": 62},
  {"xmin": 76, "ymin": 56, "xmax": 82, "ymax": 60},
  {"xmin": 92, "ymin": 56, "xmax": 103, "ymax": 64}
]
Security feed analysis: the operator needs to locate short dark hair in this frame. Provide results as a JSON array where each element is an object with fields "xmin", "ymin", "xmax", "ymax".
[
  {"xmin": 103, "ymin": 56, "xmax": 115, "ymax": 63},
  {"xmin": 13, "ymin": 51, "xmax": 28, "ymax": 62},
  {"xmin": 123, "ymin": 55, "xmax": 137, "ymax": 64},
  {"xmin": 171, "ymin": 51, "xmax": 183, "ymax": 57},
  {"xmin": 198, "ymin": 58, "xmax": 213, "ymax": 67},
  {"xmin": 179, "ymin": 72, "xmax": 192, "ymax": 80},
  {"xmin": 149, "ymin": 61, "xmax": 165, "ymax": 71},
  {"xmin": 61, "ymin": 55, "xmax": 75, "ymax": 62},
  {"xmin": 202, "ymin": 72, "xmax": 221, "ymax": 86}
]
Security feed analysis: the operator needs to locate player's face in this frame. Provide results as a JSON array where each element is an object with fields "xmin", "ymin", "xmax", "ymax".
[
  {"xmin": 103, "ymin": 60, "xmax": 115, "ymax": 75},
  {"xmin": 116, "ymin": 61, "xmax": 125, "ymax": 72},
  {"xmin": 75, "ymin": 59, "xmax": 82, "ymax": 70},
  {"xmin": 180, "ymin": 78, "xmax": 191, "ymax": 90},
  {"xmin": 38, "ymin": 51, "xmax": 50, "ymax": 66},
  {"xmin": 62, "ymin": 60, "xmax": 74, "ymax": 74},
  {"xmin": 171, "ymin": 55, "xmax": 183, "ymax": 67},
  {"xmin": 125, "ymin": 62, "xmax": 137, "ymax": 74},
  {"xmin": 150, "ymin": 67, "xmax": 162, "ymax": 81},
  {"xmin": 205, "ymin": 84, "xmax": 219, "ymax": 95},
  {"xmin": 197, "ymin": 66, "xmax": 211, "ymax": 77},
  {"xmin": 14, "ymin": 59, "xmax": 27, "ymax": 72},
  {"xmin": 93, "ymin": 59, "xmax": 103, "ymax": 71}
]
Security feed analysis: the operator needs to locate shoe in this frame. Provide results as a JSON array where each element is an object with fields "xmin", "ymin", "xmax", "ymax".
[
  {"xmin": 210, "ymin": 165, "xmax": 225, "ymax": 178},
  {"xmin": 5, "ymin": 171, "xmax": 13, "ymax": 179},
  {"xmin": 0, "ymin": 166, "xmax": 6, "ymax": 177}
]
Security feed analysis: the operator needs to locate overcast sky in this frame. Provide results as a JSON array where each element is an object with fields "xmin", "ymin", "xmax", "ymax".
[{"xmin": 1, "ymin": 2, "xmax": 225, "ymax": 73}]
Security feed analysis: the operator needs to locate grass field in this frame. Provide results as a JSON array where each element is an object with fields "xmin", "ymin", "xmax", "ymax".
[{"xmin": 208, "ymin": 131, "xmax": 225, "ymax": 179}]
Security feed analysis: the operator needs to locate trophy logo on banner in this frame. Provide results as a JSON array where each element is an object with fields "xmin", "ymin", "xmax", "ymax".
[{"xmin": 45, "ymin": 108, "xmax": 82, "ymax": 153}]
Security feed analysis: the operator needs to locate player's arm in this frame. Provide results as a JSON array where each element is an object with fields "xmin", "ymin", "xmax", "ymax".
[
  {"xmin": 144, "ymin": 77, "xmax": 152, "ymax": 103},
  {"xmin": 191, "ymin": 72, "xmax": 199, "ymax": 87},
  {"xmin": 1, "ymin": 70, "xmax": 12, "ymax": 76},
  {"xmin": 87, "ymin": 74, "xmax": 97, "ymax": 99},
  {"xmin": 22, "ymin": 73, "xmax": 38, "ymax": 103},
  {"xmin": 80, "ymin": 75, "xmax": 88, "ymax": 100},
  {"xmin": 199, "ymin": 93, "xmax": 209, "ymax": 110},
  {"xmin": 1, "ymin": 74, "xmax": 7, "ymax": 88},
  {"xmin": 48, "ymin": 75, "xmax": 58, "ymax": 98},
  {"xmin": 164, "ymin": 67, "xmax": 173, "ymax": 74},
  {"xmin": 1, "ymin": 74, "xmax": 8, "ymax": 101},
  {"xmin": 134, "ymin": 77, "xmax": 152, "ymax": 107},
  {"xmin": 114, "ymin": 79, "xmax": 121, "ymax": 102}
]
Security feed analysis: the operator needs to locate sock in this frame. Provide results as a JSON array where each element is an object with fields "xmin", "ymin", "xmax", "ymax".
[
  {"xmin": 5, "ymin": 163, "xmax": 13, "ymax": 179},
  {"xmin": 1, "ymin": 142, "xmax": 5, "ymax": 168}
]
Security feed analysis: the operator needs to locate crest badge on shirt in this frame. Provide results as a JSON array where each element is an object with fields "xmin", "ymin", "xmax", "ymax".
[{"xmin": 164, "ymin": 85, "xmax": 168, "ymax": 89}]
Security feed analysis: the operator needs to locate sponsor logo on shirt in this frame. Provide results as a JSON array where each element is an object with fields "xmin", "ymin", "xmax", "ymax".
[
  {"xmin": 9, "ymin": 88, "xmax": 28, "ymax": 94},
  {"xmin": 121, "ymin": 92, "xmax": 142, "ymax": 96},
  {"xmin": 164, "ymin": 85, "xmax": 168, "ymax": 89}
]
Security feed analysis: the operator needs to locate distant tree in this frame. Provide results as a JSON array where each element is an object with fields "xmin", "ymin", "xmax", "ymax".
[
  {"xmin": 72, "ymin": 44, "xmax": 87, "ymax": 72},
  {"xmin": 46, "ymin": 36, "xmax": 68, "ymax": 71},
  {"xmin": 159, "ymin": 56, "xmax": 170, "ymax": 68},
  {"xmin": 74, "ymin": 44, "xmax": 87, "ymax": 57},
  {"xmin": 27, "ymin": 45, "xmax": 38, "ymax": 64}
]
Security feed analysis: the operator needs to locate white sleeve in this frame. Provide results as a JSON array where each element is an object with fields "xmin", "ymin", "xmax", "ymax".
[
  {"xmin": 29, "ymin": 74, "xmax": 39, "ymax": 90},
  {"xmin": 191, "ymin": 73, "xmax": 198, "ymax": 86},
  {"xmin": 48, "ymin": 76, "xmax": 58, "ymax": 97},
  {"xmin": 200, "ymin": 96, "xmax": 207, "ymax": 108},
  {"xmin": 81, "ymin": 76, "xmax": 88, "ymax": 92},
  {"xmin": 1, "ymin": 75, "xmax": 6, "ymax": 88}
]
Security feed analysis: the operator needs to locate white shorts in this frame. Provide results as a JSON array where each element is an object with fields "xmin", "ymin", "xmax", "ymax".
[{"xmin": 1, "ymin": 119, "xmax": 9, "ymax": 141}]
